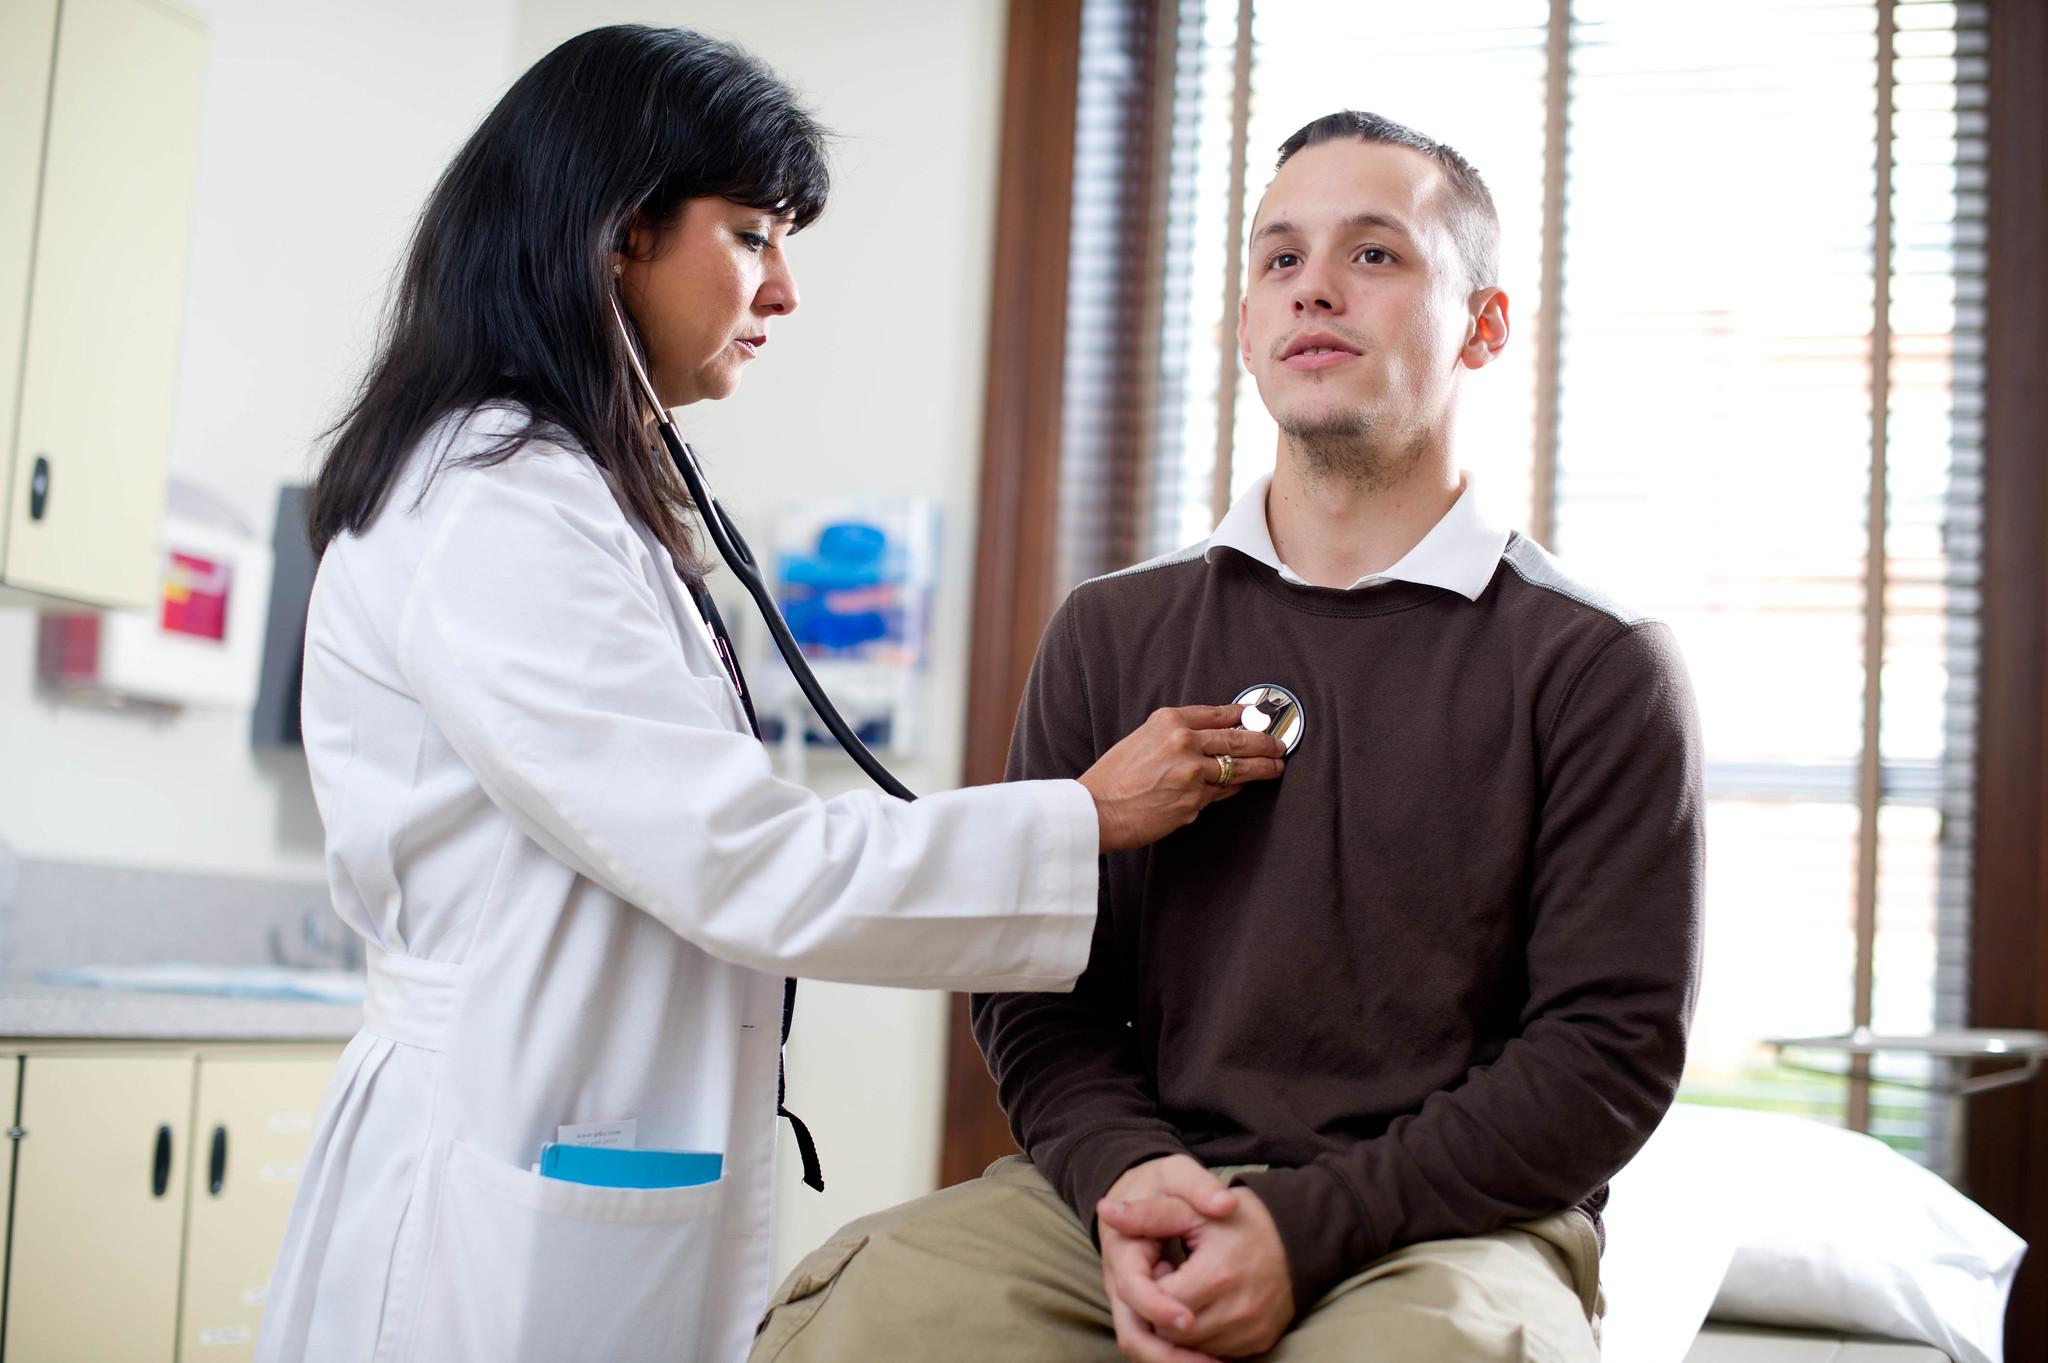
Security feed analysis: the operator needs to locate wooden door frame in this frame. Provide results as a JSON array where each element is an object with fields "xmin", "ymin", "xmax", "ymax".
[{"xmin": 1967, "ymin": 4, "xmax": 2048, "ymax": 1360}]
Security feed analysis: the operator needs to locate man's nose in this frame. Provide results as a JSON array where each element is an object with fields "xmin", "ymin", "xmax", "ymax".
[
  {"xmin": 1291, "ymin": 285, "xmax": 1340, "ymax": 315},
  {"xmin": 1286, "ymin": 248, "xmax": 1351, "ymax": 315},
  {"xmin": 1291, "ymin": 281, "xmax": 1340, "ymax": 314}
]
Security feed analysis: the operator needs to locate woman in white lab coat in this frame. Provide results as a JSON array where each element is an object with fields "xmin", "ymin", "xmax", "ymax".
[{"xmin": 255, "ymin": 24, "xmax": 1283, "ymax": 1363}]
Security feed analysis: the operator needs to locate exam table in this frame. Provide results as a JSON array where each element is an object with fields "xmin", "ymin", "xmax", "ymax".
[
  {"xmin": 1602, "ymin": 1103, "xmax": 2025, "ymax": 1363},
  {"xmin": 1685, "ymin": 1322, "xmax": 1950, "ymax": 1362}
]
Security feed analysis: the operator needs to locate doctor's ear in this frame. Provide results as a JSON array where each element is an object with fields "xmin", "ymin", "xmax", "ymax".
[
  {"xmin": 1460, "ymin": 287, "xmax": 1510, "ymax": 370},
  {"xmin": 618, "ymin": 217, "xmax": 665, "ymax": 267},
  {"xmin": 613, "ymin": 218, "xmax": 663, "ymax": 289}
]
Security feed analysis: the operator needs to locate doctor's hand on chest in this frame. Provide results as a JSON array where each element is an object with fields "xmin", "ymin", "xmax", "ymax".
[{"xmin": 1080, "ymin": 704, "xmax": 1285, "ymax": 852}]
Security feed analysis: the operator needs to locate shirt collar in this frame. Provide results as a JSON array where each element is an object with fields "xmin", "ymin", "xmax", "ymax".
[{"xmin": 1205, "ymin": 472, "xmax": 1510, "ymax": 601}]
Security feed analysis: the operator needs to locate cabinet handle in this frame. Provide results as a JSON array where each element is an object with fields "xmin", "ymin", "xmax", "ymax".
[
  {"xmin": 152, "ymin": 1124, "xmax": 173, "ymax": 1197},
  {"xmin": 208, "ymin": 1124, "xmax": 228, "ymax": 1196},
  {"xmin": 28, "ymin": 455, "xmax": 50, "ymax": 521}
]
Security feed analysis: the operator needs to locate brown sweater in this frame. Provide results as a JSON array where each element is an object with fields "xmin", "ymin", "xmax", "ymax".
[{"xmin": 971, "ymin": 533, "xmax": 1704, "ymax": 1314}]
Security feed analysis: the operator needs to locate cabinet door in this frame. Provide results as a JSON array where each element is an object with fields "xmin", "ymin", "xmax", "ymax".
[
  {"xmin": 0, "ymin": 1055, "xmax": 17, "ymax": 1303},
  {"xmin": 4, "ymin": 1053, "xmax": 195, "ymax": 1362},
  {"xmin": 0, "ymin": 0, "xmax": 58, "ymax": 547},
  {"xmin": 2, "ymin": 0, "xmax": 205, "ymax": 608},
  {"xmin": 176, "ymin": 1054, "xmax": 336, "ymax": 1362}
]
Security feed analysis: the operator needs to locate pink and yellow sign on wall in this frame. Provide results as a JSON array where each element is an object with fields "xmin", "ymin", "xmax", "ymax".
[{"xmin": 160, "ymin": 550, "xmax": 231, "ymax": 641}]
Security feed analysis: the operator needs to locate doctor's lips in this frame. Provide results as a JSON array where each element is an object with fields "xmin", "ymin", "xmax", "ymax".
[
  {"xmin": 1278, "ymin": 328, "xmax": 1363, "ymax": 371},
  {"xmin": 735, "ymin": 334, "xmax": 768, "ymax": 358}
]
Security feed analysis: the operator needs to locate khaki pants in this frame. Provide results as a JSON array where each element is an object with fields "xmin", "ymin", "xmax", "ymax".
[{"xmin": 752, "ymin": 1156, "xmax": 1603, "ymax": 1363}]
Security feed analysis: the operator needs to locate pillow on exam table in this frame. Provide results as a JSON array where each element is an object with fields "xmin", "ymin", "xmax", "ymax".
[{"xmin": 1605, "ymin": 1104, "xmax": 2025, "ymax": 1363}]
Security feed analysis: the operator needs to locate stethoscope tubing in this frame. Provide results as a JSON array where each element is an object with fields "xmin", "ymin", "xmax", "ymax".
[{"xmin": 610, "ymin": 294, "xmax": 918, "ymax": 802}]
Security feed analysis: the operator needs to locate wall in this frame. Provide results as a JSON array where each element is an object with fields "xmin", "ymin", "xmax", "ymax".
[
  {"xmin": 507, "ymin": 0, "xmax": 1009, "ymax": 1279},
  {"xmin": 0, "ymin": 0, "xmax": 519, "ymax": 879}
]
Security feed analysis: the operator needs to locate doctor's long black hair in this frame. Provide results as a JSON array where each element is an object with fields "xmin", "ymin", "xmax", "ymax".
[{"xmin": 307, "ymin": 25, "xmax": 829, "ymax": 580}]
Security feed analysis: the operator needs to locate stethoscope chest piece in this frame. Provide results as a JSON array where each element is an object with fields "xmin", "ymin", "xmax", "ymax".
[{"xmin": 1232, "ymin": 683, "xmax": 1305, "ymax": 756}]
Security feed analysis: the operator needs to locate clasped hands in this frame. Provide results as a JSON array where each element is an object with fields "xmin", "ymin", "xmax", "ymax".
[{"xmin": 1095, "ymin": 1154, "xmax": 1295, "ymax": 1362}]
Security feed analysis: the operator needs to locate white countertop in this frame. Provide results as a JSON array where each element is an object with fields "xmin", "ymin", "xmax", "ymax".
[{"xmin": 0, "ymin": 981, "xmax": 361, "ymax": 1042}]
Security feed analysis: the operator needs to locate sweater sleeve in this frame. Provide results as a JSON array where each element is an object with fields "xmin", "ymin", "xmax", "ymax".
[
  {"xmin": 1235, "ymin": 620, "xmax": 1705, "ymax": 1312},
  {"xmin": 971, "ymin": 595, "xmax": 1193, "ymax": 1227}
]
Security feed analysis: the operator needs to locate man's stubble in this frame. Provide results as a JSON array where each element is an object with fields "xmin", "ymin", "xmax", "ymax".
[{"xmin": 1279, "ymin": 404, "xmax": 1429, "ymax": 494}]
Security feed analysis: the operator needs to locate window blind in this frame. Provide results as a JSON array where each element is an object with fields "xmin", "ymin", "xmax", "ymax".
[
  {"xmin": 1054, "ymin": 0, "xmax": 1172, "ymax": 592},
  {"xmin": 1552, "ymin": 0, "xmax": 1985, "ymax": 1172}
]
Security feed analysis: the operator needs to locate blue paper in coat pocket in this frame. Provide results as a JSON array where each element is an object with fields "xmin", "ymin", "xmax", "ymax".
[{"xmin": 537, "ymin": 1144, "xmax": 723, "ymax": 1189}]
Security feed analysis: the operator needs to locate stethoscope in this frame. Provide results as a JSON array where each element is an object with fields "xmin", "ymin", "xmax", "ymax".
[
  {"xmin": 607, "ymin": 297, "xmax": 1312, "ymax": 801},
  {"xmin": 611, "ymin": 294, "xmax": 919, "ymax": 801}
]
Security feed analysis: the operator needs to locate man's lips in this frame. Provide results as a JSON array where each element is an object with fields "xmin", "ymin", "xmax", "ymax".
[
  {"xmin": 735, "ymin": 335, "xmax": 767, "ymax": 358},
  {"xmin": 1280, "ymin": 330, "xmax": 1361, "ymax": 370}
]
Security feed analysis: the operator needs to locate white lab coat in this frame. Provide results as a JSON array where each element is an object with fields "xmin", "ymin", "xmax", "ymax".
[{"xmin": 255, "ymin": 407, "xmax": 1098, "ymax": 1363}]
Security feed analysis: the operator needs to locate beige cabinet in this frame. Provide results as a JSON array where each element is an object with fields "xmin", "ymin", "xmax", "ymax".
[
  {"xmin": 4, "ymin": 1053, "xmax": 196, "ymax": 1361},
  {"xmin": 176, "ymin": 1056, "xmax": 335, "ymax": 1362},
  {"xmin": 0, "ymin": 0, "xmax": 206, "ymax": 609},
  {"xmin": 0, "ymin": 1043, "xmax": 339, "ymax": 1362},
  {"xmin": 0, "ymin": 0, "xmax": 58, "ymax": 504},
  {"xmin": 0, "ymin": 1057, "xmax": 15, "ymax": 1298}
]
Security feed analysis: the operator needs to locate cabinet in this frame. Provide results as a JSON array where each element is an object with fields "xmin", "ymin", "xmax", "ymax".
[
  {"xmin": 0, "ymin": 1057, "xmax": 13, "ymax": 1310},
  {"xmin": 0, "ymin": 0, "xmax": 58, "ymax": 533},
  {"xmin": 4, "ymin": 1054, "xmax": 194, "ymax": 1360},
  {"xmin": 0, "ymin": 0, "xmax": 206, "ymax": 609},
  {"xmin": 0, "ymin": 1044, "xmax": 338, "ymax": 1363},
  {"xmin": 176, "ymin": 1056, "xmax": 335, "ymax": 1360}
]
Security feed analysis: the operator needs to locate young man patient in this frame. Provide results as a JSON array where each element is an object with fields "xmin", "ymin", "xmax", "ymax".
[{"xmin": 751, "ymin": 110, "xmax": 1704, "ymax": 1363}]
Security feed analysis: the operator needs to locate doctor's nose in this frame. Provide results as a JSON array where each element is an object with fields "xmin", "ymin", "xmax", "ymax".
[{"xmin": 759, "ymin": 261, "xmax": 800, "ymax": 317}]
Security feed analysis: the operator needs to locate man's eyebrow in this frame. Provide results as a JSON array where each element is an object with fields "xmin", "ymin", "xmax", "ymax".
[{"xmin": 1251, "ymin": 212, "xmax": 1418, "ymax": 246}]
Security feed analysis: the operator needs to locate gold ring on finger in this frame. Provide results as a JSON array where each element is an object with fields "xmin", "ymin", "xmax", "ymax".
[{"xmin": 1214, "ymin": 753, "xmax": 1234, "ymax": 787}]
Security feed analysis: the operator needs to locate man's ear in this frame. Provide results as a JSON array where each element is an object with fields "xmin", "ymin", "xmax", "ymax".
[
  {"xmin": 1461, "ymin": 287, "xmax": 1510, "ymax": 370},
  {"xmin": 1237, "ymin": 295, "xmax": 1253, "ymax": 371}
]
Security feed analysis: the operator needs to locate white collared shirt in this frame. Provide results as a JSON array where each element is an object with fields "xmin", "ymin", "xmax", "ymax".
[{"xmin": 1205, "ymin": 472, "xmax": 1511, "ymax": 601}]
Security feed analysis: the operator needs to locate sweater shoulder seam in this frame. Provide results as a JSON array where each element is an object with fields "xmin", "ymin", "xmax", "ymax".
[
  {"xmin": 1499, "ymin": 534, "xmax": 1648, "ymax": 628},
  {"xmin": 1079, "ymin": 540, "xmax": 1209, "ymax": 587}
]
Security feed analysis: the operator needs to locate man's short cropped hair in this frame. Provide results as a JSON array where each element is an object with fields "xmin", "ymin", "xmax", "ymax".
[{"xmin": 1275, "ymin": 111, "xmax": 1500, "ymax": 293}]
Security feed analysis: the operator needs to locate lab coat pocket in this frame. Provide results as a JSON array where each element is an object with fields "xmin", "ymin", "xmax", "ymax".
[{"xmin": 405, "ymin": 1138, "xmax": 726, "ymax": 1363}]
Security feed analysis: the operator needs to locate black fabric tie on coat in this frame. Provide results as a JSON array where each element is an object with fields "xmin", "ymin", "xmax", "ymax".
[{"xmin": 692, "ymin": 583, "xmax": 824, "ymax": 1193}]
